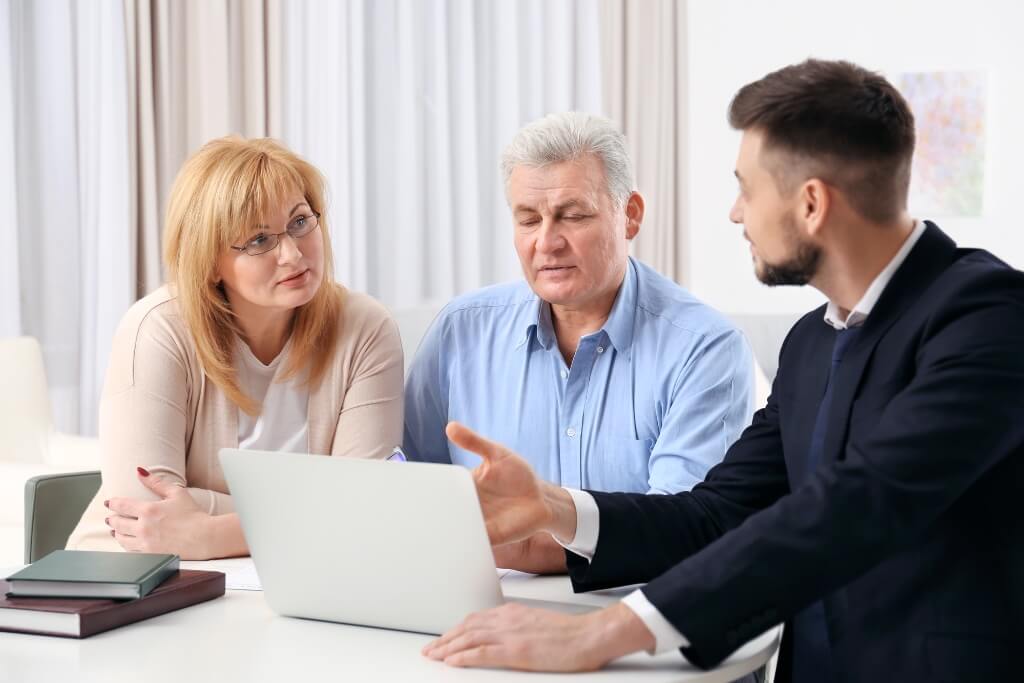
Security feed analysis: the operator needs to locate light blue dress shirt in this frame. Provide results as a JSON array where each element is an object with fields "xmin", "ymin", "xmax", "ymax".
[{"xmin": 403, "ymin": 258, "xmax": 754, "ymax": 494}]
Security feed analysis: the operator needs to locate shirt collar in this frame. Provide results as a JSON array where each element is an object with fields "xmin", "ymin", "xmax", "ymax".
[
  {"xmin": 600, "ymin": 257, "xmax": 638, "ymax": 354},
  {"xmin": 824, "ymin": 219, "xmax": 927, "ymax": 330},
  {"xmin": 531, "ymin": 298, "xmax": 556, "ymax": 349},
  {"xmin": 520, "ymin": 258, "xmax": 638, "ymax": 353}
]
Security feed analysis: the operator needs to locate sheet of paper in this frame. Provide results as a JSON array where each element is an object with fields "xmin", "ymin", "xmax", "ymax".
[
  {"xmin": 190, "ymin": 563, "xmax": 526, "ymax": 590},
  {"xmin": 180, "ymin": 557, "xmax": 262, "ymax": 591}
]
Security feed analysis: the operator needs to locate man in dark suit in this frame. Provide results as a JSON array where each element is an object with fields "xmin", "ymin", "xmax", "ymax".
[{"xmin": 422, "ymin": 59, "xmax": 1024, "ymax": 681}]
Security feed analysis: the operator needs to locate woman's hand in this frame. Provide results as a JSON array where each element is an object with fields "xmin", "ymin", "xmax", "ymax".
[{"xmin": 104, "ymin": 467, "xmax": 212, "ymax": 559}]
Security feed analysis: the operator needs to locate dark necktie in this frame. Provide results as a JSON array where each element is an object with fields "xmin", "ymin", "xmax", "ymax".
[{"xmin": 792, "ymin": 326, "xmax": 862, "ymax": 683}]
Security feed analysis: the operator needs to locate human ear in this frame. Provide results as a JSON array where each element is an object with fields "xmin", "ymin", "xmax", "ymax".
[
  {"xmin": 800, "ymin": 179, "xmax": 830, "ymax": 238},
  {"xmin": 624, "ymin": 192, "xmax": 645, "ymax": 240}
]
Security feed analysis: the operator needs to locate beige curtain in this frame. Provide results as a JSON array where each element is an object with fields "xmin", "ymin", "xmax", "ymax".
[
  {"xmin": 123, "ymin": 0, "xmax": 281, "ymax": 297},
  {"xmin": 600, "ymin": 0, "xmax": 689, "ymax": 285}
]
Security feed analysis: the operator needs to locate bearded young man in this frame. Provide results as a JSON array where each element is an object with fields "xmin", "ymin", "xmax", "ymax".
[{"xmin": 423, "ymin": 59, "xmax": 1024, "ymax": 683}]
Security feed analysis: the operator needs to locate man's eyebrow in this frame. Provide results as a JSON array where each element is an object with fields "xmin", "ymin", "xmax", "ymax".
[
  {"xmin": 511, "ymin": 199, "xmax": 594, "ymax": 214},
  {"xmin": 551, "ymin": 199, "xmax": 592, "ymax": 213}
]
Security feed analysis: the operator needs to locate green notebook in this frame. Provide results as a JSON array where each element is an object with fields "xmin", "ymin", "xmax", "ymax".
[{"xmin": 4, "ymin": 550, "xmax": 179, "ymax": 600}]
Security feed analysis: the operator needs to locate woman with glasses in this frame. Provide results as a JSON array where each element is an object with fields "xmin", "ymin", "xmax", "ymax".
[{"xmin": 66, "ymin": 137, "xmax": 404, "ymax": 559}]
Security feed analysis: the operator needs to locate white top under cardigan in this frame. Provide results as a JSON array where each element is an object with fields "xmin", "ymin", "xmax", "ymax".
[{"xmin": 236, "ymin": 339, "xmax": 309, "ymax": 454}]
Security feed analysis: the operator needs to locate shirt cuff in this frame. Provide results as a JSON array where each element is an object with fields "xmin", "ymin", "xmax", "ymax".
[
  {"xmin": 553, "ymin": 488, "xmax": 600, "ymax": 561},
  {"xmin": 621, "ymin": 589, "xmax": 691, "ymax": 653}
]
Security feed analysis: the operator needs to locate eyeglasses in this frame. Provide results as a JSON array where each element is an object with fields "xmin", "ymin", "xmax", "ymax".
[{"xmin": 230, "ymin": 212, "xmax": 321, "ymax": 256}]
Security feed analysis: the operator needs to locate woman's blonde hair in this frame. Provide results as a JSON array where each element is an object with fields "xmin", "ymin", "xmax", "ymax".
[{"xmin": 163, "ymin": 136, "xmax": 341, "ymax": 415}]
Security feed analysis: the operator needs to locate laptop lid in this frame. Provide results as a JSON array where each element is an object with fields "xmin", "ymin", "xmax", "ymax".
[{"xmin": 219, "ymin": 448, "xmax": 503, "ymax": 634}]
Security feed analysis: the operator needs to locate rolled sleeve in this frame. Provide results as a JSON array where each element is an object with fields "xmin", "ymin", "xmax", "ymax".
[{"xmin": 647, "ymin": 328, "xmax": 754, "ymax": 494}]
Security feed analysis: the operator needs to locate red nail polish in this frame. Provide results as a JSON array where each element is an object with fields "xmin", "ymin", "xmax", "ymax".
[
  {"xmin": 137, "ymin": 466, "xmax": 150, "ymax": 477},
  {"xmin": 104, "ymin": 500, "xmax": 110, "ymax": 508},
  {"xmin": 110, "ymin": 530, "xmax": 116, "ymax": 537},
  {"xmin": 104, "ymin": 517, "xmax": 110, "ymax": 525}
]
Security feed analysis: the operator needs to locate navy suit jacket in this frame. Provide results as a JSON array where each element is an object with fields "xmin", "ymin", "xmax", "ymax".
[{"xmin": 567, "ymin": 223, "xmax": 1024, "ymax": 682}]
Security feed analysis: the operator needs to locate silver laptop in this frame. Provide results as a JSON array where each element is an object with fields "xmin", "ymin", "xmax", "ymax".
[{"xmin": 219, "ymin": 448, "xmax": 594, "ymax": 634}]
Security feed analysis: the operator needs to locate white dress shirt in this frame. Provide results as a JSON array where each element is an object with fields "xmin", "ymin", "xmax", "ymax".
[
  {"xmin": 558, "ymin": 220, "xmax": 927, "ymax": 655},
  {"xmin": 823, "ymin": 220, "xmax": 926, "ymax": 330}
]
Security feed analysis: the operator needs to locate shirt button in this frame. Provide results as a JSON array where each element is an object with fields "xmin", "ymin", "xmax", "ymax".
[
  {"xmin": 596, "ymin": 346, "xmax": 605, "ymax": 354},
  {"xmin": 566, "ymin": 427, "xmax": 576, "ymax": 437},
  {"xmin": 560, "ymin": 369, "xmax": 568, "ymax": 379}
]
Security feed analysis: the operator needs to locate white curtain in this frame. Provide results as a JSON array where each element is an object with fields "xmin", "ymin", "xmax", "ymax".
[
  {"xmin": 279, "ymin": 0, "xmax": 605, "ymax": 307},
  {"xmin": 2, "ymin": 0, "xmax": 134, "ymax": 435},
  {"xmin": 1, "ymin": 0, "xmax": 608, "ymax": 435},
  {"xmin": 2, "ymin": 0, "xmax": 281, "ymax": 435},
  {"xmin": 0, "ymin": 0, "xmax": 21, "ymax": 338},
  {"xmin": 601, "ymin": 0, "xmax": 690, "ymax": 285},
  {"xmin": 125, "ymin": 0, "xmax": 283, "ymax": 297}
]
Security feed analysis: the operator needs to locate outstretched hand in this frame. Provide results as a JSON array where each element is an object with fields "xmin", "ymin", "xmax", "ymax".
[{"xmin": 446, "ymin": 422, "xmax": 560, "ymax": 546}]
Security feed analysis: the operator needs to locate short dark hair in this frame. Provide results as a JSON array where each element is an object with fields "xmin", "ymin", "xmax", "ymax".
[{"xmin": 728, "ymin": 59, "xmax": 915, "ymax": 224}]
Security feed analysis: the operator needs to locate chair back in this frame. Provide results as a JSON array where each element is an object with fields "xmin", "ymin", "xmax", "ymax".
[
  {"xmin": 727, "ymin": 313, "xmax": 803, "ymax": 382},
  {"xmin": 389, "ymin": 302, "xmax": 445, "ymax": 375},
  {"xmin": 24, "ymin": 470, "xmax": 101, "ymax": 563},
  {"xmin": 0, "ymin": 337, "xmax": 54, "ymax": 464}
]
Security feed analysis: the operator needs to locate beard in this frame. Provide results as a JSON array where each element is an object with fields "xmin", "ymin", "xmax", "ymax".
[
  {"xmin": 756, "ymin": 240, "xmax": 821, "ymax": 286},
  {"xmin": 753, "ymin": 214, "xmax": 821, "ymax": 286}
]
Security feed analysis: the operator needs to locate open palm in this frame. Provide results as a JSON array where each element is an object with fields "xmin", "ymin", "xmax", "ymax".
[{"xmin": 445, "ymin": 422, "xmax": 551, "ymax": 545}]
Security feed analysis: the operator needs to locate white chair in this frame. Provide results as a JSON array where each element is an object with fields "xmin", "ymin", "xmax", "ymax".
[
  {"xmin": 0, "ymin": 337, "xmax": 101, "ymax": 566},
  {"xmin": 750, "ymin": 353, "xmax": 772, "ymax": 411},
  {"xmin": 727, "ymin": 313, "xmax": 803, "ymax": 412},
  {"xmin": 391, "ymin": 301, "xmax": 447, "ymax": 376}
]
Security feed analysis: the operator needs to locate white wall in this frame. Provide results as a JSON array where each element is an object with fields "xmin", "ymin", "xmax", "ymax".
[{"xmin": 686, "ymin": 0, "xmax": 1024, "ymax": 314}]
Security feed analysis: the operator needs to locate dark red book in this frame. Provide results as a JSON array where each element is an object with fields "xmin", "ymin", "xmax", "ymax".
[{"xmin": 0, "ymin": 569, "xmax": 225, "ymax": 638}]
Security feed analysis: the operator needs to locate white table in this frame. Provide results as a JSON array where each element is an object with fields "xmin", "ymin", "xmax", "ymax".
[{"xmin": 1, "ymin": 561, "xmax": 780, "ymax": 682}]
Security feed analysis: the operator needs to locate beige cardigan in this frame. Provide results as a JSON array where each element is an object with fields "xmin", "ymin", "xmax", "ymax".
[{"xmin": 67, "ymin": 284, "xmax": 404, "ymax": 551}]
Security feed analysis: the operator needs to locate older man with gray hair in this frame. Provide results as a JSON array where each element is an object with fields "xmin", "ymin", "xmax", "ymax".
[{"xmin": 403, "ymin": 112, "xmax": 753, "ymax": 572}]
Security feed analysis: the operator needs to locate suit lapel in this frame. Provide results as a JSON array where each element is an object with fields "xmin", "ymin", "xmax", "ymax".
[
  {"xmin": 820, "ymin": 222, "xmax": 958, "ymax": 467},
  {"xmin": 789, "ymin": 320, "xmax": 834, "ymax": 485}
]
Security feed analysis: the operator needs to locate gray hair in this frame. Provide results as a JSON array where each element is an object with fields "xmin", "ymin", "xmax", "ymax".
[{"xmin": 500, "ymin": 112, "xmax": 635, "ymax": 208}]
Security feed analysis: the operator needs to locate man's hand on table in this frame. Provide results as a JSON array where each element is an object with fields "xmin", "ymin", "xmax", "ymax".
[
  {"xmin": 431, "ymin": 422, "xmax": 656, "ymax": 672},
  {"xmin": 423, "ymin": 601, "xmax": 655, "ymax": 671}
]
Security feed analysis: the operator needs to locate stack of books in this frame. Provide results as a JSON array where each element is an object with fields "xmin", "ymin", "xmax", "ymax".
[{"xmin": 0, "ymin": 550, "xmax": 225, "ymax": 638}]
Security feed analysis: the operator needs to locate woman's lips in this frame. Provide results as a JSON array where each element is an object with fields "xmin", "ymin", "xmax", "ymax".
[{"xmin": 278, "ymin": 269, "xmax": 310, "ymax": 287}]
